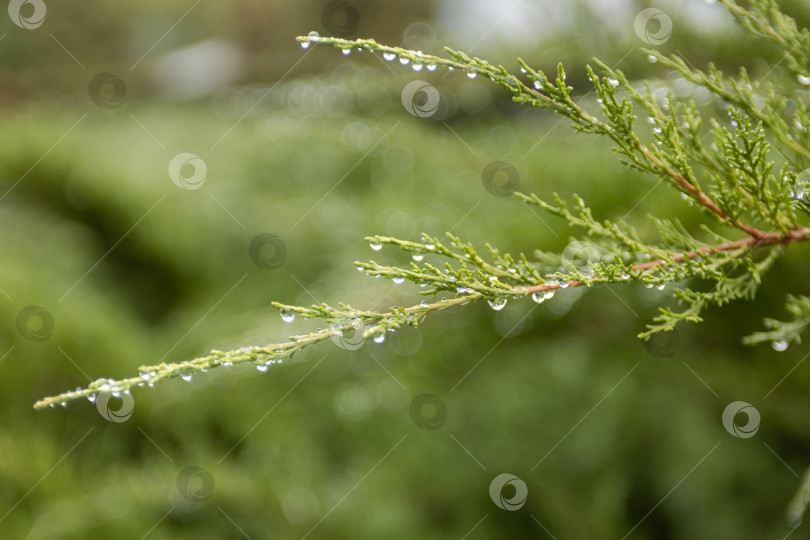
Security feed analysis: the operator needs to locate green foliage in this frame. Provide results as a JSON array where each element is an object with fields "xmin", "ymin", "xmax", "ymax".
[{"xmin": 36, "ymin": 0, "xmax": 810, "ymax": 410}]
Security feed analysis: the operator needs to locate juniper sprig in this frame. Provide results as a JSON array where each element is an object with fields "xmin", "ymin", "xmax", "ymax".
[{"xmin": 36, "ymin": 0, "xmax": 810, "ymax": 411}]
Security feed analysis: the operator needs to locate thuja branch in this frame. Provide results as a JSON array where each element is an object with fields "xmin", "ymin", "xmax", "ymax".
[{"xmin": 36, "ymin": 0, "xmax": 810, "ymax": 412}]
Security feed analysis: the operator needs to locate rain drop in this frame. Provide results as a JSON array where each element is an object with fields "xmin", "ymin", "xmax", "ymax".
[
  {"xmin": 308, "ymin": 31, "xmax": 320, "ymax": 40},
  {"xmin": 341, "ymin": 48, "xmax": 351, "ymax": 56},
  {"xmin": 466, "ymin": 71, "xmax": 477, "ymax": 79},
  {"xmin": 301, "ymin": 42, "xmax": 311, "ymax": 49},
  {"xmin": 488, "ymin": 298, "xmax": 507, "ymax": 311},
  {"xmin": 399, "ymin": 56, "xmax": 410, "ymax": 65},
  {"xmin": 356, "ymin": 265, "xmax": 364, "ymax": 272},
  {"xmin": 412, "ymin": 63, "xmax": 423, "ymax": 71},
  {"xmin": 798, "ymin": 75, "xmax": 810, "ymax": 85},
  {"xmin": 182, "ymin": 374, "xmax": 192, "ymax": 382},
  {"xmin": 559, "ymin": 281, "xmax": 570, "ymax": 289},
  {"xmin": 534, "ymin": 81, "xmax": 541, "ymax": 90},
  {"xmin": 374, "ymin": 334, "xmax": 386, "ymax": 344},
  {"xmin": 383, "ymin": 52, "xmax": 396, "ymax": 61},
  {"xmin": 87, "ymin": 394, "xmax": 96, "ymax": 403},
  {"xmin": 543, "ymin": 290, "xmax": 555, "ymax": 300},
  {"xmin": 647, "ymin": 55, "xmax": 658, "ymax": 63},
  {"xmin": 412, "ymin": 253, "xmax": 424, "ymax": 262},
  {"xmin": 531, "ymin": 292, "xmax": 546, "ymax": 303},
  {"xmin": 657, "ymin": 284, "xmax": 666, "ymax": 291},
  {"xmin": 256, "ymin": 364, "xmax": 269, "ymax": 372},
  {"xmin": 369, "ymin": 239, "xmax": 382, "ymax": 251},
  {"xmin": 426, "ymin": 64, "xmax": 437, "ymax": 71},
  {"xmin": 607, "ymin": 78, "xmax": 619, "ymax": 87},
  {"xmin": 280, "ymin": 309, "xmax": 295, "ymax": 323},
  {"xmin": 772, "ymin": 340, "xmax": 789, "ymax": 352},
  {"xmin": 392, "ymin": 277, "xmax": 405, "ymax": 284}
]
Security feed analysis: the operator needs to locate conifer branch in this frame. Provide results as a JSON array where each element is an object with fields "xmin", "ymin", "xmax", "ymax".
[{"xmin": 36, "ymin": 1, "xmax": 810, "ymax": 416}]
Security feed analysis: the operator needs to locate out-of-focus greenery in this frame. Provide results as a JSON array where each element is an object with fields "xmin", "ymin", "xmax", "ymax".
[{"xmin": 3, "ymin": 1, "xmax": 810, "ymax": 538}]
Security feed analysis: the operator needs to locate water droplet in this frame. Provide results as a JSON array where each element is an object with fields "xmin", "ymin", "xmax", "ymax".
[
  {"xmin": 620, "ymin": 273, "xmax": 630, "ymax": 280},
  {"xmin": 182, "ymin": 374, "xmax": 192, "ymax": 382},
  {"xmin": 341, "ymin": 48, "xmax": 351, "ymax": 55},
  {"xmin": 223, "ymin": 361, "xmax": 233, "ymax": 366},
  {"xmin": 531, "ymin": 292, "xmax": 546, "ymax": 303},
  {"xmin": 256, "ymin": 364, "xmax": 269, "ymax": 372},
  {"xmin": 657, "ymin": 284, "xmax": 666, "ymax": 291},
  {"xmin": 301, "ymin": 42, "xmax": 311, "ymax": 49},
  {"xmin": 425, "ymin": 243, "xmax": 435, "ymax": 251},
  {"xmin": 87, "ymin": 394, "xmax": 96, "ymax": 403},
  {"xmin": 466, "ymin": 71, "xmax": 477, "ymax": 79},
  {"xmin": 383, "ymin": 52, "xmax": 396, "ymax": 61},
  {"xmin": 280, "ymin": 309, "xmax": 295, "ymax": 323},
  {"xmin": 488, "ymin": 298, "xmax": 507, "ymax": 311},
  {"xmin": 399, "ymin": 56, "xmax": 410, "ymax": 65},
  {"xmin": 457, "ymin": 286, "xmax": 470, "ymax": 293},
  {"xmin": 412, "ymin": 63, "xmax": 423, "ymax": 71},
  {"xmin": 607, "ymin": 78, "xmax": 619, "ymax": 87},
  {"xmin": 798, "ymin": 75, "xmax": 810, "ymax": 85},
  {"xmin": 772, "ymin": 340, "xmax": 789, "ymax": 352},
  {"xmin": 139, "ymin": 371, "xmax": 151, "ymax": 381},
  {"xmin": 544, "ymin": 290, "xmax": 555, "ymax": 300},
  {"xmin": 373, "ymin": 334, "xmax": 386, "ymax": 344},
  {"xmin": 369, "ymin": 239, "xmax": 382, "ymax": 251},
  {"xmin": 426, "ymin": 63, "xmax": 437, "ymax": 71},
  {"xmin": 534, "ymin": 81, "xmax": 541, "ymax": 90},
  {"xmin": 412, "ymin": 253, "xmax": 424, "ymax": 262},
  {"xmin": 559, "ymin": 281, "xmax": 570, "ymax": 289},
  {"xmin": 308, "ymin": 31, "xmax": 320, "ymax": 40},
  {"xmin": 392, "ymin": 277, "xmax": 405, "ymax": 284},
  {"xmin": 520, "ymin": 67, "xmax": 527, "ymax": 74},
  {"xmin": 647, "ymin": 54, "xmax": 657, "ymax": 63},
  {"xmin": 60, "ymin": 401, "xmax": 68, "ymax": 408},
  {"xmin": 356, "ymin": 265, "xmax": 364, "ymax": 272},
  {"xmin": 420, "ymin": 300, "xmax": 428, "ymax": 307},
  {"xmin": 645, "ymin": 283, "xmax": 654, "ymax": 289}
]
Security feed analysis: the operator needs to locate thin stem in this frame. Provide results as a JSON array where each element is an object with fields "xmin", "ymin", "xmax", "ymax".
[
  {"xmin": 33, "ymin": 294, "xmax": 478, "ymax": 410},
  {"xmin": 522, "ymin": 226, "xmax": 810, "ymax": 294}
]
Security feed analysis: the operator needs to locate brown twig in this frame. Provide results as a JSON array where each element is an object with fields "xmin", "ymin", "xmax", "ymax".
[{"xmin": 522, "ymin": 226, "xmax": 810, "ymax": 295}]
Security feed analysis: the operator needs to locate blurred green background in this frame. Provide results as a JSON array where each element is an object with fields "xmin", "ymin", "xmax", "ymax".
[{"xmin": 2, "ymin": 0, "xmax": 810, "ymax": 538}]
